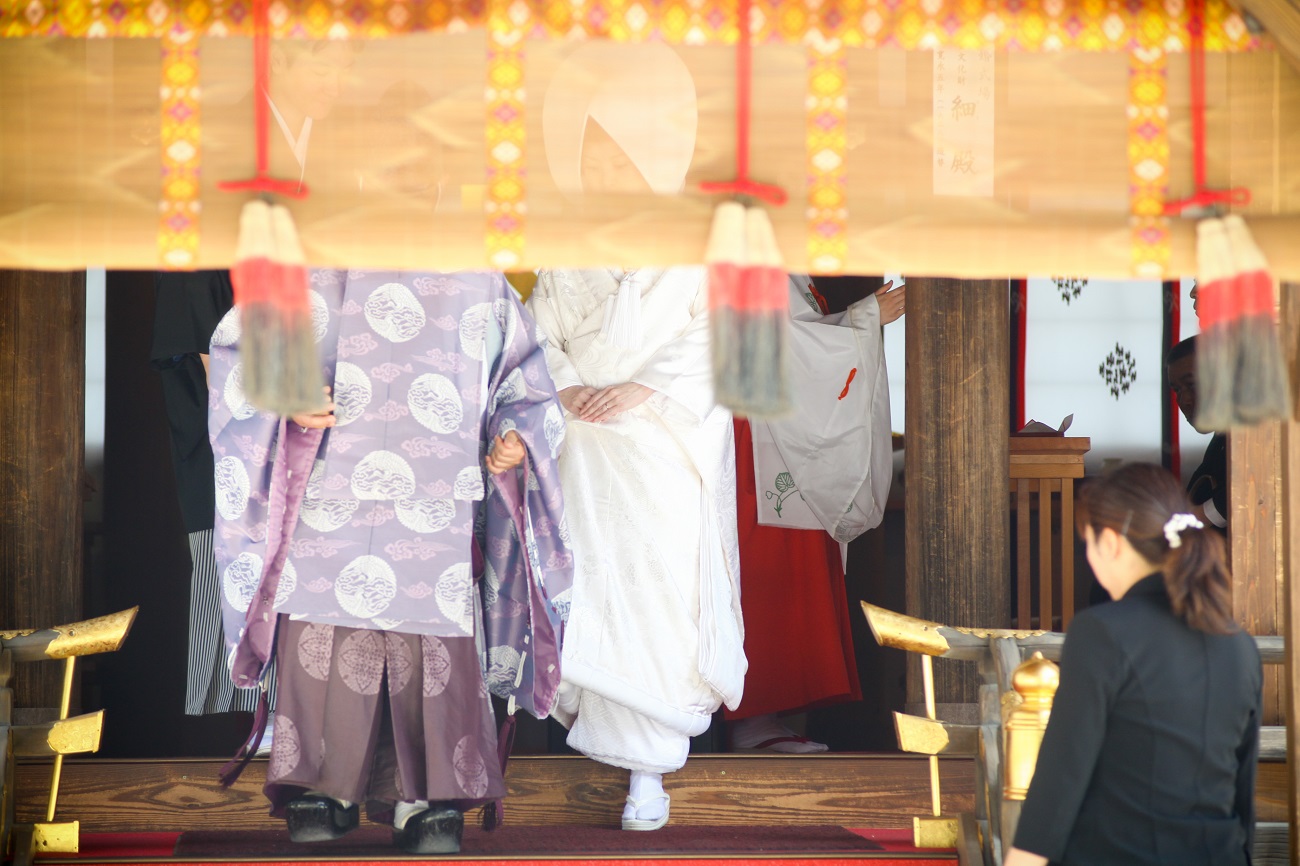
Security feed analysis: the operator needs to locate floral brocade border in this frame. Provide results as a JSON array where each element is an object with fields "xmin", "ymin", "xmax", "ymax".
[
  {"xmin": 1128, "ymin": 45, "xmax": 1169, "ymax": 278},
  {"xmin": 486, "ymin": 0, "xmax": 528, "ymax": 270},
  {"xmin": 0, "ymin": 0, "xmax": 1255, "ymax": 274},
  {"xmin": 807, "ymin": 40, "xmax": 847, "ymax": 274},
  {"xmin": 2, "ymin": 0, "xmax": 1253, "ymax": 49}
]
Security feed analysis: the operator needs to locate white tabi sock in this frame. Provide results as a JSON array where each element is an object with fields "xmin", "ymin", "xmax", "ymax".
[
  {"xmin": 731, "ymin": 714, "xmax": 829, "ymax": 753},
  {"xmin": 394, "ymin": 799, "xmax": 430, "ymax": 830},
  {"xmin": 622, "ymin": 771, "xmax": 668, "ymax": 822},
  {"xmin": 305, "ymin": 790, "xmax": 355, "ymax": 810}
]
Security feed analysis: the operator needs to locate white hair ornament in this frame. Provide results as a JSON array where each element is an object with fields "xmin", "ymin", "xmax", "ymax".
[{"xmin": 1163, "ymin": 513, "xmax": 1204, "ymax": 549}]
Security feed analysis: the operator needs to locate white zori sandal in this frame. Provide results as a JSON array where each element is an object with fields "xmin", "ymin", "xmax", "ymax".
[{"xmin": 621, "ymin": 792, "xmax": 671, "ymax": 831}]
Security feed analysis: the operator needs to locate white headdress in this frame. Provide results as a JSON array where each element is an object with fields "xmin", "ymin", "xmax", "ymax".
[{"xmin": 541, "ymin": 42, "xmax": 698, "ymax": 196}]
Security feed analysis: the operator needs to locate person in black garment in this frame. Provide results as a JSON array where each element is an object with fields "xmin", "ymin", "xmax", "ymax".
[
  {"xmin": 152, "ymin": 271, "xmax": 277, "ymax": 739},
  {"xmin": 1166, "ymin": 335, "xmax": 1228, "ymax": 532},
  {"xmin": 1003, "ymin": 463, "xmax": 1260, "ymax": 866}
]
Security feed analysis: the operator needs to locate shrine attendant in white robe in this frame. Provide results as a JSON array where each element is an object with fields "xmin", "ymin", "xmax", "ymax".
[
  {"xmin": 527, "ymin": 42, "xmax": 745, "ymax": 831},
  {"xmin": 729, "ymin": 274, "xmax": 902, "ymax": 752}
]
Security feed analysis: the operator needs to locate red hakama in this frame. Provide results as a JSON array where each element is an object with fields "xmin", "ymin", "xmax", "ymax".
[{"xmin": 727, "ymin": 418, "xmax": 861, "ymax": 719}]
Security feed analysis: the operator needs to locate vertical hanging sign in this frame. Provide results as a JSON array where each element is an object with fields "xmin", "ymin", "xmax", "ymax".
[{"xmin": 932, "ymin": 47, "xmax": 995, "ymax": 197}]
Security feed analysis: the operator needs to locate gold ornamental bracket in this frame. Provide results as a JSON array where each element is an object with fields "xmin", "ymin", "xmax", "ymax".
[
  {"xmin": 894, "ymin": 712, "xmax": 979, "ymax": 757},
  {"xmin": 861, "ymin": 602, "xmax": 1062, "ymax": 662},
  {"xmin": 0, "ymin": 608, "xmax": 138, "ymax": 662},
  {"xmin": 10, "ymin": 711, "xmax": 105, "ymax": 758},
  {"xmin": 1, "ymin": 608, "xmax": 136, "ymax": 866}
]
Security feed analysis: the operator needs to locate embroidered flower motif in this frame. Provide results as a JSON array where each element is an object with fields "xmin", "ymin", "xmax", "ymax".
[
  {"xmin": 453, "ymin": 735, "xmax": 490, "ymax": 798},
  {"xmin": 385, "ymin": 633, "xmax": 415, "ymax": 694},
  {"xmin": 267, "ymin": 714, "xmax": 301, "ymax": 778},
  {"xmin": 297, "ymin": 623, "xmax": 335, "ymax": 681},
  {"xmin": 423, "ymin": 637, "xmax": 452, "ymax": 697},
  {"xmin": 338, "ymin": 630, "xmax": 386, "ymax": 695}
]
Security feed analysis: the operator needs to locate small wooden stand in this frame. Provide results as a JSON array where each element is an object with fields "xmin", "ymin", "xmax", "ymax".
[{"xmin": 1009, "ymin": 436, "xmax": 1090, "ymax": 632}]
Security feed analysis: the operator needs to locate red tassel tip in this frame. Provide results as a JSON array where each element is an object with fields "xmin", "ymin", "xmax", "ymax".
[
  {"xmin": 1194, "ymin": 218, "xmax": 1235, "ymax": 332},
  {"xmin": 231, "ymin": 198, "xmax": 321, "ymax": 415},
  {"xmin": 231, "ymin": 200, "xmax": 277, "ymax": 309},
  {"xmin": 742, "ymin": 204, "xmax": 788, "ymax": 316},
  {"xmin": 268, "ymin": 202, "xmax": 311, "ymax": 315},
  {"xmin": 705, "ymin": 201, "xmax": 790, "ymax": 418},
  {"xmin": 706, "ymin": 202, "xmax": 748, "ymax": 315},
  {"xmin": 1223, "ymin": 216, "xmax": 1276, "ymax": 321}
]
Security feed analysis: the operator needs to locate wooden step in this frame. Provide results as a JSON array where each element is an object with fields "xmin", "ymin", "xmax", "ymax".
[{"xmin": 16, "ymin": 754, "xmax": 976, "ymax": 833}]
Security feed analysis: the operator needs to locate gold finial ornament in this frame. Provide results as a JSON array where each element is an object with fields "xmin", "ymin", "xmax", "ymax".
[{"xmin": 1003, "ymin": 651, "xmax": 1060, "ymax": 801}]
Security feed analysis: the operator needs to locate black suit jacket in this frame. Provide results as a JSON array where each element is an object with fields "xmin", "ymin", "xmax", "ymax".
[
  {"xmin": 1014, "ymin": 574, "xmax": 1261, "ymax": 866},
  {"xmin": 151, "ymin": 270, "xmax": 234, "ymax": 533},
  {"xmin": 1188, "ymin": 433, "xmax": 1228, "ymax": 529}
]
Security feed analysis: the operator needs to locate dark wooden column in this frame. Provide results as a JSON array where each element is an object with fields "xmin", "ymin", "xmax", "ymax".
[
  {"xmin": 1228, "ymin": 404, "xmax": 1285, "ymax": 726},
  {"xmin": 904, "ymin": 279, "xmax": 1010, "ymax": 713},
  {"xmin": 1276, "ymin": 283, "xmax": 1300, "ymax": 866},
  {"xmin": 0, "ymin": 270, "xmax": 86, "ymax": 719}
]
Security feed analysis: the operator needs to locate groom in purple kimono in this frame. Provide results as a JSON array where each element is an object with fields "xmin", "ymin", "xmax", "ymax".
[{"xmin": 208, "ymin": 270, "xmax": 572, "ymax": 854}]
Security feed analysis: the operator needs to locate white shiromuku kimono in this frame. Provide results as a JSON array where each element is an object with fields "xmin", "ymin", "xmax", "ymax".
[{"xmin": 528, "ymin": 266, "xmax": 745, "ymax": 773}]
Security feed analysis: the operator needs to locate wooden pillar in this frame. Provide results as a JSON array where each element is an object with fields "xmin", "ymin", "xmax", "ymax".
[
  {"xmin": 0, "ymin": 270, "xmax": 86, "ymax": 719},
  {"xmin": 1277, "ymin": 283, "xmax": 1300, "ymax": 866},
  {"xmin": 1229, "ymin": 325, "xmax": 1289, "ymax": 727},
  {"xmin": 905, "ymin": 279, "xmax": 1010, "ymax": 713}
]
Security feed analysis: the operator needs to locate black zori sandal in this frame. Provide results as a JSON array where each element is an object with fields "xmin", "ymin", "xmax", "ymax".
[
  {"xmin": 393, "ymin": 804, "xmax": 464, "ymax": 855},
  {"xmin": 284, "ymin": 794, "xmax": 360, "ymax": 843}
]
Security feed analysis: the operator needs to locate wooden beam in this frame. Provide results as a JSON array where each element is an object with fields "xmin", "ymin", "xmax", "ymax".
[
  {"xmin": 0, "ymin": 271, "xmax": 85, "ymax": 717},
  {"xmin": 1278, "ymin": 281, "xmax": 1300, "ymax": 866},
  {"xmin": 1233, "ymin": 0, "xmax": 1300, "ymax": 79},
  {"xmin": 904, "ymin": 279, "xmax": 1010, "ymax": 711}
]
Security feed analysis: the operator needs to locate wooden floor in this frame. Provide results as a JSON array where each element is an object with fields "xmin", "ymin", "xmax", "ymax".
[
  {"xmin": 17, "ymin": 754, "xmax": 976, "ymax": 833},
  {"xmin": 16, "ymin": 753, "xmax": 1291, "ymax": 835}
]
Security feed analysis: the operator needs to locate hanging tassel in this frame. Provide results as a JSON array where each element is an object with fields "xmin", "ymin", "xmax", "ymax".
[
  {"xmin": 1223, "ymin": 215, "xmax": 1291, "ymax": 424},
  {"xmin": 707, "ymin": 200, "xmax": 790, "ymax": 418},
  {"xmin": 230, "ymin": 199, "xmax": 322, "ymax": 416},
  {"xmin": 1193, "ymin": 218, "xmax": 1237, "ymax": 432}
]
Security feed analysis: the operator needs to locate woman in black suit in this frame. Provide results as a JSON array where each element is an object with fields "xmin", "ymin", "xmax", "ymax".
[{"xmin": 1005, "ymin": 463, "xmax": 1261, "ymax": 866}]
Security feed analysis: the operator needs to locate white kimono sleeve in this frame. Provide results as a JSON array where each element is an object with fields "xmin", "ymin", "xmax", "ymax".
[{"xmin": 752, "ymin": 276, "xmax": 893, "ymax": 542}]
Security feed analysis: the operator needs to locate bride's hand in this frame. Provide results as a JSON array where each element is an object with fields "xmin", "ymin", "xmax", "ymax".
[
  {"xmin": 559, "ymin": 386, "xmax": 597, "ymax": 415},
  {"xmin": 579, "ymin": 382, "xmax": 653, "ymax": 423}
]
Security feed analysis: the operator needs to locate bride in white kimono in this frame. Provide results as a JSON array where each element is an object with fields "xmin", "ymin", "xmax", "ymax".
[{"xmin": 527, "ymin": 42, "xmax": 745, "ymax": 831}]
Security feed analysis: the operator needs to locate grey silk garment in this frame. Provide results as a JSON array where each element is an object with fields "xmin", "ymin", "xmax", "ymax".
[{"xmin": 208, "ymin": 269, "xmax": 574, "ymax": 724}]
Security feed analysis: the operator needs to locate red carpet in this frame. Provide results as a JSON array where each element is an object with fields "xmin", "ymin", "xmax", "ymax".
[{"xmin": 60, "ymin": 827, "xmax": 955, "ymax": 864}]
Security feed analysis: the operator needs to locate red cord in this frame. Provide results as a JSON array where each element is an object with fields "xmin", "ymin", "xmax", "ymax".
[
  {"xmin": 699, "ymin": 0, "xmax": 787, "ymax": 206},
  {"xmin": 1163, "ymin": 0, "xmax": 1247, "ymax": 215},
  {"xmin": 218, "ymin": 0, "xmax": 310, "ymax": 199}
]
